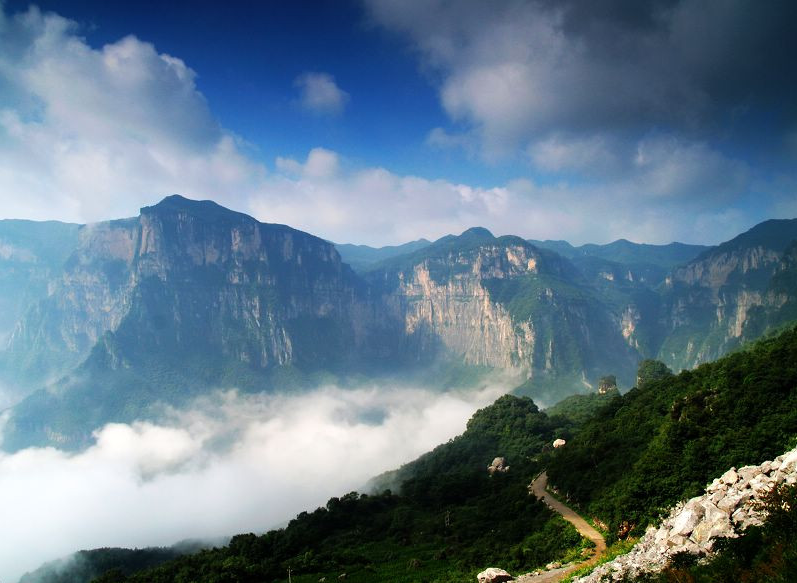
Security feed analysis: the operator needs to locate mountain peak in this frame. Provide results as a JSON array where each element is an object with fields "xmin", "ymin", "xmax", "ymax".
[
  {"xmin": 459, "ymin": 227, "xmax": 494, "ymax": 239},
  {"xmin": 141, "ymin": 195, "xmax": 252, "ymax": 223}
]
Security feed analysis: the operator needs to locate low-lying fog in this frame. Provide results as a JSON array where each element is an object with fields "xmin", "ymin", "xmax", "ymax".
[{"xmin": 0, "ymin": 383, "xmax": 508, "ymax": 582}]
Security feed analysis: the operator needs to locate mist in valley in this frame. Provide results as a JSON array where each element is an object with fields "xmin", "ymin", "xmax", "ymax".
[{"xmin": 0, "ymin": 382, "xmax": 509, "ymax": 582}]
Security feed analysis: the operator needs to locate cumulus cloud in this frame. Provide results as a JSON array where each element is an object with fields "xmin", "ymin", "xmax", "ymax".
[
  {"xmin": 0, "ymin": 383, "xmax": 506, "ymax": 583},
  {"xmin": 294, "ymin": 71, "xmax": 350, "ymax": 116},
  {"xmin": 0, "ymin": 5, "xmax": 265, "ymax": 223},
  {"xmin": 364, "ymin": 0, "xmax": 797, "ymax": 159},
  {"xmin": 0, "ymin": 3, "xmax": 788, "ymax": 249},
  {"xmin": 255, "ymin": 139, "xmax": 759, "ymax": 245}
]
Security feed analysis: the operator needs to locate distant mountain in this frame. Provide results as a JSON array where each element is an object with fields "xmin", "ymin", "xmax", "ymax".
[
  {"xmin": 659, "ymin": 218, "xmax": 797, "ymax": 369},
  {"xmin": 334, "ymin": 238, "xmax": 431, "ymax": 271},
  {"xmin": 1, "ymin": 197, "xmax": 796, "ymax": 451},
  {"xmin": 529, "ymin": 238, "xmax": 709, "ymax": 270},
  {"xmin": 364, "ymin": 227, "xmax": 640, "ymax": 399},
  {"xmin": 2, "ymin": 196, "xmax": 399, "ymax": 449}
]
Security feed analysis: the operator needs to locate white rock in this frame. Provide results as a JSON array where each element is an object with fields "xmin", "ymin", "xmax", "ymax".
[
  {"xmin": 717, "ymin": 493, "xmax": 742, "ymax": 512},
  {"xmin": 721, "ymin": 468, "xmax": 739, "ymax": 485},
  {"xmin": 780, "ymin": 449, "xmax": 797, "ymax": 471},
  {"xmin": 671, "ymin": 505, "xmax": 704, "ymax": 536},
  {"xmin": 738, "ymin": 466, "xmax": 759, "ymax": 481},
  {"xmin": 477, "ymin": 568, "xmax": 513, "ymax": 583}
]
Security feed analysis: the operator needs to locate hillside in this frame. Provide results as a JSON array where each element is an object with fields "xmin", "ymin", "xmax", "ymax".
[
  {"xmin": 334, "ymin": 239, "xmax": 431, "ymax": 272},
  {"xmin": 546, "ymin": 325, "xmax": 797, "ymax": 538}
]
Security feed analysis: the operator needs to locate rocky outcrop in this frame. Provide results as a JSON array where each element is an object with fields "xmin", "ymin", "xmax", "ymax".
[
  {"xmin": 477, "ymin": 567, "xmax": 514, "ymax": 582},
  {"xmin": 376, "ymin": 233, "xmax": 545, "ymax": 369},
  {"xmin": 488, "ymin": 457, "xmax": 509, "ymax": 474},
  {"xmin": 370, "ymin": 228, "xmax": 640, "ymax": 387},
  {"xmin": 573, "ymin": 445, "xmax": 797, "ymax": 582}
]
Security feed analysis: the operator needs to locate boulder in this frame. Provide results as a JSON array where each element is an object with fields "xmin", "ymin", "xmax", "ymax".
[
  {"xmin": 553, "ymin": 438, "xmax": 567, "ymax": 448},
  {"xmin": 477, "ymin": 567, "xmax": 513, "ymax": 582},
  {"xmin": 487, "ymin": 457, "xmax": 509, "ymax": 474},
  {"xmin": 720, "ymin": 468, "xmax": 739, "ymax": 485},
  {"xmin": 670, "ymin": 504, "xmax": 703, "ymax": 536}
]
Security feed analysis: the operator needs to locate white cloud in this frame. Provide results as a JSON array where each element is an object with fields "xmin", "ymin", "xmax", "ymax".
[
  {"xmin": 364, "ymin": 0, "xmax": 796, "ymax": 160},
  {"xmin": 0, "ymin": 6, "xmax": 265, "ymax": 224},
  {"xmin": 0, "ymin": 384, "xmax": 505, "ymax": 583},
  {"xmin": 527, "ymin": 134, "xmax": 620, "ymax": 175},
  {"xmin": 294, "ymin": 71, "xmax": 350, "ymax": 116},
  {"xmin": 248, "ymin": 137, "xmax": 755, "ymax": 246},
  {"xmin": 0, "ymin": 4, "xmax": 784, "ymax": 250}
]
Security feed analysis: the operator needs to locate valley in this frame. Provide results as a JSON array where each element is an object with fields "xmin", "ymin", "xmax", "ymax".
[
  {"xmin": 1, "ymin": 197, "xmax": 796, "ymax": 582},
  {"xmin": 2, "ymin": 196, "xmax": 796, "ymax": 452}
]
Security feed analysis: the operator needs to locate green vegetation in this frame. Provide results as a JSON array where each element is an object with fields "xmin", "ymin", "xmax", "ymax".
[
  {"xmin": 635, "ymin": 360, "xmax": 672, "ymax": 390},
  {"xmin": 19, "ymin": 547, "xmax": 190, "ymax": 583},
  {"xmin": 563, "ymin": 538, "xmax": 639, "ymax": 583},
  {"xmin": 545, "ymin": 325, "xmax": 797, "ymax": 539},
  {"xmin": 529, "ymin": 238, "xmax": 708, "ymax": 271},
  {"xmin": 544, "ymin": 389, "xmax": 620, "ymax": 428}
]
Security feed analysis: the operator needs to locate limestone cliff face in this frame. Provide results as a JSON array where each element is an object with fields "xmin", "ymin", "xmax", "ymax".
[
  {"xmin": 380, "ymin": 240, "xmax": 540, "ymax": 368},
  {"xmin": 6, "ymin": 196, "xmax": 378, "ymax": 383},
  {"xmin": 659, "ymin": 219, "xmax": 797, "ymax": 369},
  {"xmin": 368, "ymin": 229, "xmax": 639, "ymax": 385}
]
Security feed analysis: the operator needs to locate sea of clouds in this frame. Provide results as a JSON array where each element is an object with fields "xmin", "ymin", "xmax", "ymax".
[{"xmin": 0, "ymin": 383, "xmax": 507, "ymax": 582}]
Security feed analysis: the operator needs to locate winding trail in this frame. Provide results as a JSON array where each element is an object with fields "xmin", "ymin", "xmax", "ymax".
[{"xmin": 516, "ymin": 472, "xmax": 607, "ymax": 582}]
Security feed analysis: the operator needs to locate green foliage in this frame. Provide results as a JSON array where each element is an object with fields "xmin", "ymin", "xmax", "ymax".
[
  {"xmin": 636, "ymin": 359, "xmax": 673, "ymax": 390},
  {"xmin": 546, "ymin": 325, "xmax": 797, "ymax": 538},
  {"xmin": 545, "ymin": 390, "xmax": 621, "ymax": 428},
  {"xmin": 19, "ymin": 547, "xmax": 186, "ymax": 583}
]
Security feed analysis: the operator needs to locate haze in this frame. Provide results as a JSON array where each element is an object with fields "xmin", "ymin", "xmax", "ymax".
[{"xmin": 0, "ymin": 384, "xmax": 506, "ymax": 582}]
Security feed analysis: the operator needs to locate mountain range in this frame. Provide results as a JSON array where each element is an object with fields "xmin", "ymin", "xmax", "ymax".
[{"xmin": 1, "ymin": 195, "xmax": 796, "ymax": 450}]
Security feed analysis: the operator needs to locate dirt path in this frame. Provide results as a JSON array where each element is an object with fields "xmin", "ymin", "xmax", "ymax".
[{"xmin": 516, "ymin": 472, "xmax": 607, "ymax": 582}]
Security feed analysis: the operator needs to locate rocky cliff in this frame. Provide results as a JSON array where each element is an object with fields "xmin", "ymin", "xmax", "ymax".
[
  {"xmin": 575, "ymin": 445, "xmax": 797, "ymax": 582},
  {"xmin": 658, "ymin": 219, "xmax": 797, "ymax": 369},
  {"xmin": 366, "ymin": 228, "xmax": 640, "ymax": 390},
  {"xmin": 5, "ymin": 196, "xmax": 389, "ymax": 386},
  {"xmin": 2, "ymin": 198, "xmax": 796, "ymax": 450}
]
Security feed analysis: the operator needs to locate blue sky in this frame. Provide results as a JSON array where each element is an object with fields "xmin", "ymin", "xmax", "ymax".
[{"xmin": 0, "ymin": 0, "xmax": 795, "ymax": 245}]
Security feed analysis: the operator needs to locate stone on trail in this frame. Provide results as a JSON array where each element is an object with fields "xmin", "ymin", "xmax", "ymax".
[{"xmin": 477, "ymin": 567, "xmax": 514, "ymax": 582}]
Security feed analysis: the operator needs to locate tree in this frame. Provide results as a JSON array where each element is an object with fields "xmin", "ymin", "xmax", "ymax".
[{"xmin": 636, "ymin": 359, "xmax": 672, "ymax": 390}]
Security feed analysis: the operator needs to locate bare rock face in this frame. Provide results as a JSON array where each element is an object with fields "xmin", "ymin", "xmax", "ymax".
[
  {"xmin": 660, "ymin": 219, "xmax": 797, "ymax": 369},
  {"xmin": 370, "ymin": 228, "xmax": 640, "ymax": 385},
  {"xmin": 477, "ymin": 567, "xmax": 513, "ymax": 582},
  {"xmin": 6, "ymin": 196, "xmax": 391, "ymax": 382},
  {"xmin": 574, "ymin": 444, "xmax": 797, "ymax": 582}
]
